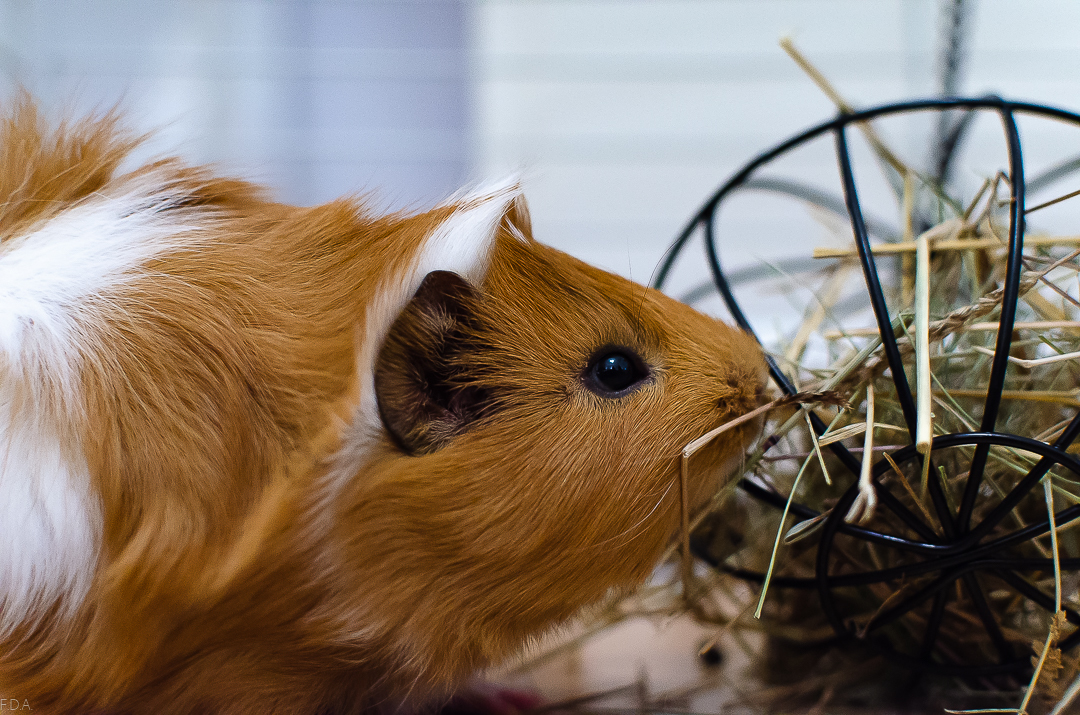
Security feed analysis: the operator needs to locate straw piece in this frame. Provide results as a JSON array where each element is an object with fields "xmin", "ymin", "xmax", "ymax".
[
  {"xmin": 1019, "ymin": 621, "xmax": 1061, "ymax": 715},
  {"xmin": 779, "ymin": 37, "xmax": 908, "ymax": 178},
  {"xmin": 803, "ymin": 410, "xmax": 832, "ymax": 486},
  {"xmin": 682, "ymin": 403, "xmax": 773, "ymax": 460},
  {"xmin": 824, "ymin": 321, "xmax": 1080, "ymax": 339},
  {"xmin": 845, "ymin": 383, "xmax": 877, "ymax": 523},
  {"xmin": 679, "ymin": 443, "xmax": 693, "ymax": 595},
  {"xmin": 915, "ymin": 212, "xmax": 933, "ymax": 454},
  {"xmin": 940, "ymin": 388, "xmax": 1080, "ymax": 407},
  {"xmin": 1012, "ymin": 475, "xmax": 1066, "ymax": 715},
  {"xmin": 813, "ymin": 233, "xmax": 1080, "ymax": 259},
  {"xmin": 783, "ymin": 512, "xmax": 829, "ymax": 545},
  {"xmin": 816, "ymin": 421, "xmax": 905, "ymax": 446},
  {"xmin": 971, "ymin": 345, "xmax": 1080, "ymax": 368},
  {"xmin": 779, "ymin": 37, "xmax": 853, "ymax": 114},
  {"xmin": 882, "ymin": 452, "xmax": 937, "ymax": 532},
  {"xmin": 816, "ymin": 422, "xmax": 865, "ymax": 446},
  {"xmin": 963, "ymin": 177, "xmax": 993, "ymax": 222},
  {"xmin": 1045, "ymin": 475, "xmax": 1062, "ymax": 617},
  {"xmin": 1046, "ymin": 478, "xmax": 1062, "ymax": 614},
  {"xmin": 754, "ymin": 446, "xmax": 815, "ymax": 619},
  {"xmin": 1025, "ymin": 186, "xmax": 1080, "ymax": 214},
  {"xmin": 919, "ymin": 451, "xmax": 933, "ymax": 501},
  {"xmin": 1023, "ymin": 289, "xmax": 1069, "ymax": 323},
  {"xmin": 761, "ymin": 445, "xmax": 903, "ymax": 462},
  {"xmin": 682, "ymin": 391, "xmax": 848, "ymax": 460}
]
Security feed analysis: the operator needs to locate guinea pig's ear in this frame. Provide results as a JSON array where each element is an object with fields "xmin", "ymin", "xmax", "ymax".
[
  {"xmin": 374, "ymin": 270, "xmax": 488, "ymax": 455},
  {"xmin": 411, "ymin": 179, "xmax": 530, "ymax": 286}
]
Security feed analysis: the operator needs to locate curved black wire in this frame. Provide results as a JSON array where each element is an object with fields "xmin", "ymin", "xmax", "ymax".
[
  {"xmin": 961, "ymin": 571, "xmax": 1013, "ymax": 663},
  {"xmin": 724, "ymin": 433, "xmax": 1080, "ymax": 595},
  {"xmin": 664, "ymin": 100, "xmax": 1080, "ymax": 534},
  {"xmin": 810, "ymin": 434, "xmax": 1080, "ymax": 670},
  {"xmin": 834, "ymin": 123, "xmax": 918, "ymax": 439},
  {"xmin": 811, "ymin": 489, "xmax": 1080, "ymax": 672},
  {"xmin": 740, "ymin": 176, "xmax": 901, "ymax": 241},
  {"xmin": 665, "ymin": 96, "xmax": 1080, "ymax": 675},
  {"xmin": 771, "ymin": 436, "xmax": 1080, "ymax": 668},
  {"xmin": 660, "ymin": 98, "xmax": 1078, "ymax": 545},
  {"xmin": 653, "ymin": 96, "xmax": 1080, "ymax": 295},
  {"xmin": 708, "ymin": 430, "xmax": 1080, "ymax": 649},
  {"xmin": 737, "ymin": 477, "xmax": 937, "ymax": 551},
  {"xmin": 957, "ymin": 104, "xmax": 1027, "ymax": 534},
  {"xmin": 968, "ymin": 410, "xmax": 1080, "ymax": 542}
]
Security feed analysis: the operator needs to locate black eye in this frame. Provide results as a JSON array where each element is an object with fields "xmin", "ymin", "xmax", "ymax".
[{"xmin": 585, "ymin": 349, "xmax": 648, "ymax": 396}]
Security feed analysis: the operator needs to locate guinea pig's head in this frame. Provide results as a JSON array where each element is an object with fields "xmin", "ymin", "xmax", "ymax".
[{"xmin": 335, "ymin": 185, "xmax": 766, "ymax": 680}]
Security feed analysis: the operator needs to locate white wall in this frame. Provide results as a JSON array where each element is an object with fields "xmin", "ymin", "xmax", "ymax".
[
  {"xmin": 3, "ymin": 0, "xmax": 1080, "ymax": 300},
  {"xmin": 470, "ymin": 0, "xmax": 1080, "ymax": 298}
]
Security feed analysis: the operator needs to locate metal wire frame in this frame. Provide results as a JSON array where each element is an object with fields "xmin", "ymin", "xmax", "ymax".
[{"xmin": 656, "ymin": 97, "xmax": 1080, "ymax": 676}]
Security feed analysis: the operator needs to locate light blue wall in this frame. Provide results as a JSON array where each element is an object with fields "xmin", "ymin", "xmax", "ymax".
[{"xmin": 0, "ymin": 0, "xmax": 470, "ymax": 208}]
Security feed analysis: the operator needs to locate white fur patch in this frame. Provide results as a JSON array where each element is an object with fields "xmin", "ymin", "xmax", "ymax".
[
  {"xmin": 324, "ymin": 179, "xmax": 522, "ymax": 499},
  {"xmin": 0, "ymin": 175, "xmax": 216, "ymax": 634}
]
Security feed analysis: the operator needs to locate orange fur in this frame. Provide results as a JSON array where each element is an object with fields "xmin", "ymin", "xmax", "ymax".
[{"xmin": 0, "ymin": 99, "xmax": 765, "ymax": 714}]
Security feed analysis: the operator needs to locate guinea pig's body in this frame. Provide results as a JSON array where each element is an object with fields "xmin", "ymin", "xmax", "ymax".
[{"xmin": 0, "ymin": 101, "xmax": 765, "ymax": 714}]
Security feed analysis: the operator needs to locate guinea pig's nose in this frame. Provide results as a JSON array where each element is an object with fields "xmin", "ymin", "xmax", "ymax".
[{"xmin": 715, "ymin": 375, "xmax": 767, "ymax": 414}]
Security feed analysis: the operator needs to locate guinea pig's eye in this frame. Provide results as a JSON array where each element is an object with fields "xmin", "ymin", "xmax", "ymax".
[{"xmin": 584, "ymin": 348, "xmax": 649, "ymax": 397}]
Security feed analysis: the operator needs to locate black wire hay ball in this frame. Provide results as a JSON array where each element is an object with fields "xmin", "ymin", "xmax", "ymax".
[{"xmin": 654, "ymin": 96, "xmax": 1080, "ymax": 691}]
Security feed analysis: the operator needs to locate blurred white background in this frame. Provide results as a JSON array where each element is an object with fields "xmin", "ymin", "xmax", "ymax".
[
  {"xmin": 0, "ymin": 1, "xmax": 471, "ymax": 208},
  {"xmin": 2, "ymin": 0, "xmax": 1080, "ymax": 283}
]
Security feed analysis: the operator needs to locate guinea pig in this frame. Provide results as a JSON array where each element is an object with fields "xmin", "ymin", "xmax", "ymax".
[{"xmin": 0, "ymin": 99, "xmax": 766, "ymax": 714}]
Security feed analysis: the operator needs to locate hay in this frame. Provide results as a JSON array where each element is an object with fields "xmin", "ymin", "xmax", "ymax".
[
  {"xmin": 683, "ymin": 42, "xmax": 1080, "ymax": 714},
  {"xmin": 684, "ymin": 203, "xmax": 1080, "ymax": 713}
]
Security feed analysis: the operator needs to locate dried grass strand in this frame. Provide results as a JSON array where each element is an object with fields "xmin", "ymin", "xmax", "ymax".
[
  {"xmin": 676, "ymin": 390, "xmax": 846, "ymax": 602},
  {"xmin": 1025, "ymin": 186, "xmax": 1080, "ymax": 214},
  {"xmin": 679, "ymin": 444, "xmax": 693, "ymax": 595},
  {"xmin": 813, "ymin": 233, "xmax": 1080, "ymax": 259},
  {"xmin": 845, "ymin": 382, "xmax": 877, "ymax": 523},
  {"xmin": 882, "ymin": 451, "xmax": 938, "ymax": 533},
  {"xmin": 1012, "ymin": 477, "xmax": 1066, "ymax": 714},
  {"xmin": 804, "ymin": 410, "xmax": 832, "ymax": 486},
  {"xmin": 681, "ymin": 392, "xmax": 848, "ymax": 460},
  {"xmin": 753, "ymin": 443, "xmax": 815, "ymax": 619},
  {"xmin": 825, "ymin": 321, "xmax": 1080, "ymax": 339},
  {"xmin": 971, "ymin": 345, "xmax": 1080, "ymax": 368},
  {"xmin": 779, "ymin": 37, "xmax": 908, "ymax": 178},
  {"xmin": 828, "ymin": 249, "xmax": 1080, "ymax": 391},
  {"xmin": 915, "ymin": 206, "xmax": 935, "ymax": 454}
]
